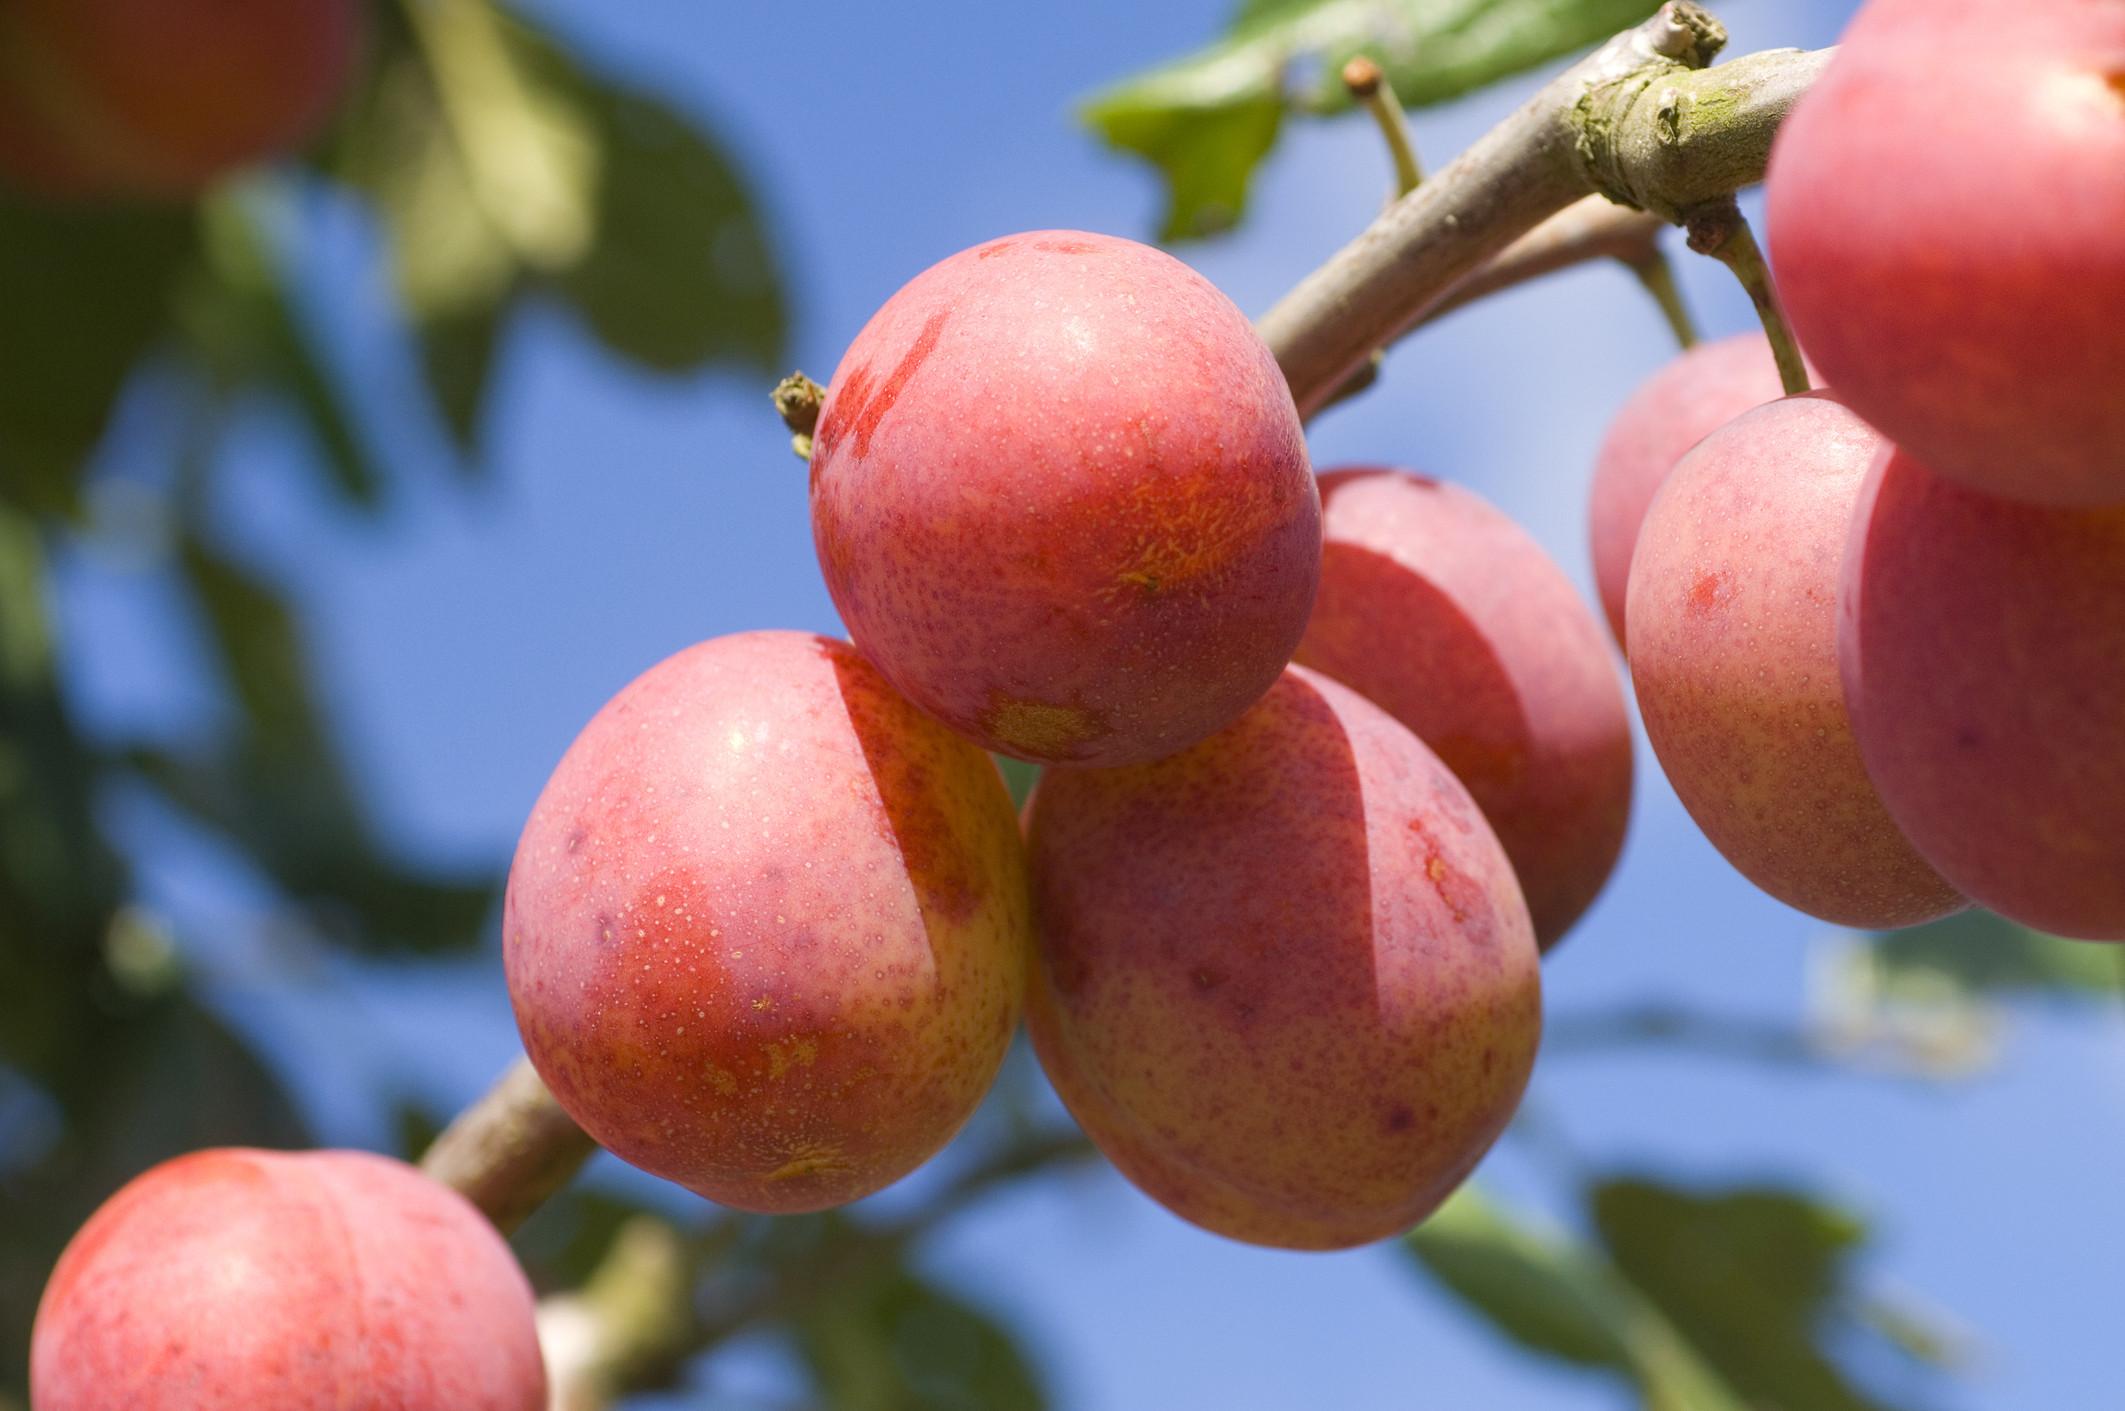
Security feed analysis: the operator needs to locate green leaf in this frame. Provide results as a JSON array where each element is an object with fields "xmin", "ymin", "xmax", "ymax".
[
  {"xmin": 1084, "ymin": 0, "xmax": 1662, "ymax": 239},
  {"xmin": 177, "ymin": 198, "xmax": 387, "ymax": 509},
  {"xmin": 420, "ymin": 300, "xmax": 511, "ymax": 456},
  {"xmin": 142, "ymin": 536, "xmax": 496, "ymax": 955},
  {"xmin": 1591, "ymin": 1179, "xmax": 1945, "ymax": 1411},
  {"xmin": 1407, "ymin": 1186, "xmax": 1746, "ymax": 1411},
  {"xmin": 0, "ymin": 197, "xmax": 195, "ymax": 511},
  {"xmin": 796, "ymin": 1259, "xmax": 1047, "ymax": 1411}
]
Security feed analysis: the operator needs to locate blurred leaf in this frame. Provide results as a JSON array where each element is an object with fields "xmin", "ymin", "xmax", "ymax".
[
  {"xmin": 137, "ymin": 536, "xmax": 495, "ymax": 955},
  {"xmin": 796, "ymin": 1261, "xmax": 1046, "ymax": 1411},
  {"xmin": 1084, "ymin": 0, "xmax": 1661, "ymax": 238},
  {"xmin": 1853, "ymin": 911, "xmax": 2119, "ymax": 1000},
  {"xmin": 421, "ymin": 301, "xmax": 511, "ymax": 455},
  {"xmin": 549, "ymin": 67, "xmax": 786, "ymax": 371},
  {"xmin": 1408, "ymin": 1186, "xmax": 1746, "ymax": 1411},
  {"xmin": 176, "ymin": 198, "xmax": 386, "ymax": 509},
  {"xmin": 1592, "ymin": 1178, "xmax": 1949, "ymax": 1411},
  {"xmin": 0, "ymin": 197, "xmax": 194, "ymax": 511},
  {"xmin": 337, "ymin": 0, "xmax": 785, "ymax": 453}
]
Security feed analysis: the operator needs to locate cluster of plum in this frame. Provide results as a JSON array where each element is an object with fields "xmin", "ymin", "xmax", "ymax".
[
  {"xmin": 23, "ymin": 0, "xmax": 2122, "ymax": 1403},
  {"xmin": 1605, "ymin": 0, "xmax": 2124, "ymax": 942}
]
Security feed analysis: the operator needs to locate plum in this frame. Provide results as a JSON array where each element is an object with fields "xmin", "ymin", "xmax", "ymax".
[
  {"xmin": 809, "ymin": 230, "xmax": 1320, "ymax": 766},
  {"xmin": 1841, "ymin": 450, "xmax": 2125, "ymax": 940},
  {"xmin": 1588, "ymin": 335, "xmax": 1792, "ymax": 647},
  {"xmin": 30, "ymin": 1148, "xmax": 545, "ymax": 1411},
  {"xmin": 1024, "ymin": 666, "xmax": 1540, "ymax": 1250},
  {"xmin": 1766, "ymin": 0, "xmax": 2125, "ymax": 504},
  {"xmin": 504, "ymin": 630, "xmax": 1032, "ymax": 1212},
  {"xmin": 1627, "ymin": 393, "xmax": 1964, "ymax": 928},
  {"xmin": 0, "ymin": 0, "xmax": 360, "ymax": 200}
]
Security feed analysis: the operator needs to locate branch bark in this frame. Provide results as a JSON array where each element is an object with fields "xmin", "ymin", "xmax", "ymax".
[
  {"xmin": 1258, "ymin": 2, "xmax": 1828, "ymax": 416},
  {"xmin": 420, "ymin": 1056, "xmax": 596, "ymax": 1234}
]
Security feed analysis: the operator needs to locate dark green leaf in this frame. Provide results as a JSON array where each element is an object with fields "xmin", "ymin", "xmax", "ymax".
[
  {"xmin": 0, "ymin": 197, "xmax": 194, "ymax": 512},
  {"xmin": 421, "ymin": 299, "xmax": 511, "ymax": 458},
  {"xmin": 514, "ymin": 28, "xmax": 786, "ymax": 372},
  {"xmin": 1406, "ymin": 1185, "xmax": 1745, "ymax": 1411},
  {"xmin": 796, "ymin": 1261, "xmax": 1046, "ymax": 1411},
  {"xmin": 1084, "ymin": 0, "xmax": 1662, "ymax": 239},
  {"xmin": 1591, "ymin": 1178, "xmax": 1939, "ymax": 1411},
  {"xmin": 1406, "ymin": 1185, "xmax": 1639, "ymax": 1371}
]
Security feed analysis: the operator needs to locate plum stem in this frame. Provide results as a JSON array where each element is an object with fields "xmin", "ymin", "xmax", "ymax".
[
  {"xmin": 1343, "ymin": 55, "xmax": 1424, "ymax": 198},
  {"xmin": 771, "ymin": 371, "xmax": 825, "ymax": 461},
  {"xmin": 1683, "ymin": 195, "xmax": 1810, "ymax": 395},
  {"xmin": 420, "ymin": 1056, "xmax": 597, "ymax": 1234},
  {"xmin": 1624, "ymin": 248, "xmax": 1700, "ymax": 350}
]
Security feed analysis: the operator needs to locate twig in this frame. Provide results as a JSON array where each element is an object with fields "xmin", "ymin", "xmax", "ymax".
[
  {"xmin": 1260, "ymin": 5, "xmax": 1828, "ymax": 415},
  {"xmin": 420, "ymin": 1056, "xmax": 597, "ymax": 1234}
]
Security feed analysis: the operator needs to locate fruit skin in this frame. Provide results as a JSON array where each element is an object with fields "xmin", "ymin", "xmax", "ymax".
[
  {"xmin": 1296, "ymin": 467, "xmax": 1632, "ymax": 950},
  {"xmin": 1025, "ymin": 666, "xmax": 1540, "ymax": 1250},
  {"xmin": 1841, "ymin": 450, "xmax": 2125, "ymax": 940},
  {"xmin": 1588, "ymin": 335, "xmax": 1792, "ymax": 646},
  {"xmin": 0, "ymin": 0, "xmax": 361, "ymax": 200},
  {"xmin": 1627, "ymin": 393, "xmax": 1964, "ymax": 929},
  {"xmin": 809, "ymin": 229, "xmax": 1320, "ymax": 767},
  {"xmin": 1765, "ymin": 0, "xmax": 2125, "ymax": 505},
  {"xmin": 504, "ymin": 630, "xmax": 1032, "ymax": 1212},
  {"xmin": 30, "ymin": 1148, "xmax": 546, "ymax": 1411}
]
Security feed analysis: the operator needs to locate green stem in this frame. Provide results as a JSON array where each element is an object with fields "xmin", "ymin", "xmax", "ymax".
[
  {"xmin": 1623, "ymin": 250, "xmax": 1700, "ymax": 350},
  {"xmin": 1342, "ymin": 56, "xmax": 1423, "ymax": 197},
  {"xmin": 1684, "ymin": 196, "xmax": 1808, "ymax": 394}
]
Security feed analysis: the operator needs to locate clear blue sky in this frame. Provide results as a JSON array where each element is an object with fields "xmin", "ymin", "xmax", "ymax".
[{"xmin": 54, "ymin": 1, "xmax": 2124, "ymax": 1405}]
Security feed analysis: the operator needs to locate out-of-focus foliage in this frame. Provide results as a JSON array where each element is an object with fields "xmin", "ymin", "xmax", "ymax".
[
  {"xmin": 1410, "ymin": 1178, "xmax": 1961, "ymax": 1411},
  {"xmin": 1083, "ymin": 0, "xmax": 1663, "ymax": 238},
  {"xmin": 0, "ymin": 0, "xmax": 784, "ymax": 1397}
]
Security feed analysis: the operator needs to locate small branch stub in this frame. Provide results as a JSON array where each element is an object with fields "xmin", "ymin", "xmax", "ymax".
[
  {"xmin": 1343, "ymin": 54, "xmax": 1424, "ymax": 197},
  {"xmin": 772, "ymin": 372, "xmax": 826, "ymax": 460},
  {"xmin": 1684, "ymin": 195, "xmax": 1809, "ymax": 395}
]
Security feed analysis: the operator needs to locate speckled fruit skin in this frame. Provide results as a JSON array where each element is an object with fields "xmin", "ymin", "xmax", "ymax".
[
  {"xmin": 1628, "ymin": 394, "xmax": 1964, "ymax": 928},
  {"xmin": 1588, "ymin": 335, "xmax": 1792, "ymax": 646},
  {"xmin": 808, "ymin": 229, "xmax": 1320, "ymax": 767},
  {"xmin": 30, "ymin": 1148, "xmax": 545, "ymax": 1411},
  {"xmin": 504, "ymin": 630, "xmax": 1032, "ymax": 1212},
  {"xmin": 1841, "ymin": 451, "xmax": 2125, "ymax": 940},
  {"xmin": 1765, "ymin": 0, "xmax": 2125, "ymax": 505},
  {"xmin": 1295, "ymin": 468, "xmax": 1631, "ymax": 951},
  {"xmin": 1024, "ymin": 666, "xmax": 1540, "ymax": 1250},
  {"xmin": 0, "ymin": 0, "xmax": 360, "ymax": 200}
]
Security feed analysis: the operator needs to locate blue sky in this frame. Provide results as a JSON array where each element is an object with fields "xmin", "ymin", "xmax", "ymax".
[{"xmin": 52, "ymin": 0, "xmax": 2124, "ymax": 1405}]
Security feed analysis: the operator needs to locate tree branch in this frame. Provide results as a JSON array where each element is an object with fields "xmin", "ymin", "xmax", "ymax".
[
  {"xmin": 420, "ymin": 1056, "xmax": 597, "ymax": 1234},
  {"xmin": 1259, "ymin": 3, "xmax": 1827, "ymax": 416}
]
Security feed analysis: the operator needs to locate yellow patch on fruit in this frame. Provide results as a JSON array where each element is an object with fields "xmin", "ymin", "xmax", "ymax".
[
  {"xmin": 765, "ymin": 1035, "xmax": 820, "ymax": 1079},
  {"xmin": 983, "ymin": 698, "xmax": 1107, "ymax": 758},
  {"xmin": 765, "ymin": 1144, "xmax": 852, "ymax": 1183}
]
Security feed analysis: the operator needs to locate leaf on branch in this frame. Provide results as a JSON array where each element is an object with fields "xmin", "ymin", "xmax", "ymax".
[
  {"xmin": 140, "ymin": 536, "xmax": 496, "ymax": 956},
  {"xmin": 795, "ymin": 1260, "xmax": 1048, "ymax": 1411},
  {"xmin": 1591, "ymin": 1177, "xmax": 1953, "ymax": 1411},
  {"xmin": 1083, "ymin": 0, "xmax": 1662, "ymax": 239},
  {"xmin": 1408, "ymin": 1179, "xmax": 1961, "ymax": 1411},
  {"xmin": 334, "ymin": 0, "xmax": 786, "ymax": 457},
  {"xmin": 1406, "ymin": 1185, "xmax": 1746, "ymax": 1410}
]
